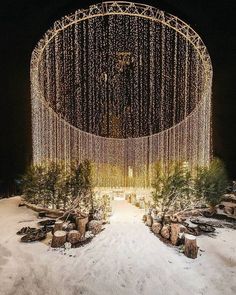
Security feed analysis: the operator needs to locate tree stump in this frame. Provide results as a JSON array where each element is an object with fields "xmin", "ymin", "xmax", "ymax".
[
  {"xmin": 171, "ymin": 224, "xmax": 187, "ymax": 245},
  {"xmin": 51, "ymin": 230, "xmax": 67, "ymax": 248},
  {"xmin": 53, "ymin": 220, "xmax": 64, "ymax": 233},
  {"xmin": 67, "ymin": 230, "xmax": 81, "ymax": 245},
  {"xmin": 87, "ymin": 220, "xmax": 102, "ymax": 235},
  {"xmin": 142, "ymin": 215, "xmax": 147, "ymax": 223},
  {"xmin": 184, "ymin": 234, "xmax": 198, "ymax": 259},
  {"xmin": 161, "ymin": 224, "xmax": 171, "ymax": 240},
  {"xmin": 152, "ymin": 222, "xmax": 162, "ymax": 235},
  {"xmin": 145, "ymin": 214, "xmax": 153, "ymax": 227},
  {"xmin": 76, "ymin": 216, "xmax": 89, "ymax": 238},
  {"xmin": 224, "ymin": 206, "xmax": 234, "ymax": 215}
]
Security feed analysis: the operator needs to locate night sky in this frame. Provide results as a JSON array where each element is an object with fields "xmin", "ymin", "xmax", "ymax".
[{"xmin": 0, "ymin": 0, "xmax": 236, "ymax": 193}]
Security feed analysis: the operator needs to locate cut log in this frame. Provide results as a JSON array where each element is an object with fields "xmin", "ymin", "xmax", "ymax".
[
  {"xmin": 87, "ymin": 220, "xmax": 102, "ymax": 235},
  {"xmin": 53, "ymin": 220, "xmax": 64, "ymax": 233},
  {"xmin": 183, "ymin": 221, "xmax": 201, "ymax": 236},
  {"xmin": 67, "ymin": 230, "xmax": 81, "ymax": 245},
  {"xmin": 171, "ymin": 224, "xmax": 187, "ymax": 245},
  {"xmin": 145, "ymin": 214, "xmax": 153, "ymax": 227},
  {"xmin": 190, "ymin": 218, "xmax": 216, "ymax": 233},
  {"xmin": 76, "ymin": 216, "xmax": 89, "ymax": 238},
  {"xmin": 142, "ymin": 215, "xmax": 147, "ymax": 223},
  {"xmin": 23, "ymin": 201, "xmax": 64, "ymax": 217},
  {"xmin": 198, "ymin": 224, "xmax": 215, "ymax": 233},
  {"xmin": 152, "ymin": 222, "xmax": 162, "ymax": 235},
  {"xmin": 51, "ymin": 230, "xmax": 67, "ymax": 248},
  {"xmin": 224, "ymin": 206, "xmax": 234, "ymax": 215},
  {"xmin": 161, "ymin": 225, "xmax": 171, "ymax": 240},
  {"xmin": 184, "ymin": 234, "xmax": 198, "ymax": 259}
]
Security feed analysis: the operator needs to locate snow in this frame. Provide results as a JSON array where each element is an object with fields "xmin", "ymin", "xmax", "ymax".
[
  {"xmin": 0, "ymin": 197, "xmax": 236, "ymax": 295},
  {"xmin": 184, "ymin": 234, "xmax": 196, "ymax": 240},
  {"xmin": 54, "ymin": 230, "xmax": 66, "ymax": 237}
]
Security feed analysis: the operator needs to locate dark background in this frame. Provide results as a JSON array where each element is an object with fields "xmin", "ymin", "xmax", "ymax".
[{"xmin": 0, "ymin": 0, "xmax": 235, "ymax": 195}]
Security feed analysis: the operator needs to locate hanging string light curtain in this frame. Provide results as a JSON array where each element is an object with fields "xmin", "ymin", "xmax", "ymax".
[{"xmin": 31, "ymin": 2, "xmax": 212, "ymax": 188}]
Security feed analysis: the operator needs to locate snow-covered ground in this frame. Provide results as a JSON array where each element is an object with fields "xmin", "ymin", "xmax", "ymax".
[{"xmin": 0, "ymin": 197, "xmax": 236, "ymax": 295}]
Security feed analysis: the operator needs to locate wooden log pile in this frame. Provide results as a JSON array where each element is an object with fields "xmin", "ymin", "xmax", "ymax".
[
  {"xmin": 143, "ymin": 208, "xmax": 219, "ymax": 259},
  {"xmin": 17, "ymin": 212, "xmax": 104, "ymax": 248}
]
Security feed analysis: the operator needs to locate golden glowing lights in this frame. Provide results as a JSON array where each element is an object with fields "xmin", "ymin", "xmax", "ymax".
[{"xmin": 31, "ymin": 2, "xmax": 212, "ymax": 188}]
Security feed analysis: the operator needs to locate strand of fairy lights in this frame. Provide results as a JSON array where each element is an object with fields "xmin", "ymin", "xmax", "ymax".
[{"xmin": 31, "ymin": 2, "xmax": 212, "ymax": 188}]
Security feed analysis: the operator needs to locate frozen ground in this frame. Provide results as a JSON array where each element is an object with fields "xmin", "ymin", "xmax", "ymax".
[{"xmin": 0, "ymin": 197, "xmax": 236, "ymax": 295}]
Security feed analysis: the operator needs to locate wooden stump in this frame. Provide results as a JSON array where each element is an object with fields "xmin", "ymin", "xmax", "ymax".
[
  {"xmin": 53, "ymin": 220, "xmax": 63, "ymax": 233},
  {"xmin": 67, "ymin": 230, "xmax": 81, "ymax": 245},
  {"xmin": 76, "ymin": 216, "xmax": 89, "ymax": 238},
  {"xmin": 145, "ymin": 214, "xmax": 153, "ymax": 227},
  {"xmin": 184, "ymin": 234, "xmax": 198, "ymax": 259},
  {"xmin": 224, "ymin": 206, "xmax": 234, "ymax": 215},
  {"xmin": 171, "ymin": 224, "xmax": 187, "ymax": 245},
  {"xmin": 51, "ymin": 230, "xmax": 67, "ymax": 248},
  {"xmin": 152, "ymin": 222, "xmax": 162, "ymax": 235},
  {"xmin": 142, "ymin": 215, "xmax": 147, "ymax": 223},
  {"xmin": 87, "ymin": 220, "xmax": 102, "ymax": 235},
  {"xmin": 161, "ymin": 224, "xmax": 171, "ymax": 240}
]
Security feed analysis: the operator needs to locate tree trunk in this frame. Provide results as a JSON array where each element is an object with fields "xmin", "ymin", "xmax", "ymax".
[
  {"xmin": 76, "ymin": 216, "xmax": 88, "ymax": 238},
  {"xmin": 184, "ymin": 234, "xmax": 198, "ymax": 259},
  {"xmin": 53, "ymin": 220, "xmax": 63, "ymax": 233},
  {"xmin": 51, "ymin": 230, "xmax": 67, "ymax": 248},
  {"xmin": 67, "ymin": 230, "xmax": 81, "ymax": 245}
]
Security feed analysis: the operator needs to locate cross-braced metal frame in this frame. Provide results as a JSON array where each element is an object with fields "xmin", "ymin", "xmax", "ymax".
[{"xmin": 31, "ymin": 1, "xmax": 212, "ymax": 100}]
